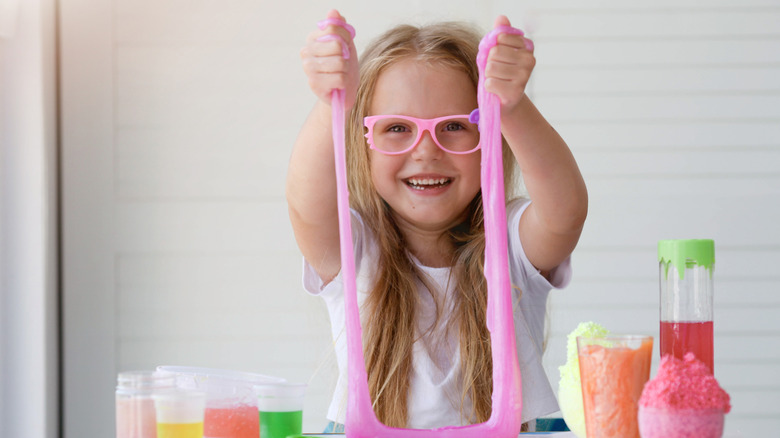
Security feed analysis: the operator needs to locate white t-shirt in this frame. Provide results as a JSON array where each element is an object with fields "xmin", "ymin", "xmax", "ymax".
[{"xmin": 303, "ymin": 198, "xmax": 571, "ymax": 429}]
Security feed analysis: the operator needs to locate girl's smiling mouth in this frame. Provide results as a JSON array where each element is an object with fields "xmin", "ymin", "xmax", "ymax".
[{"xmin": 404, "ymin": 177, "xmax": 453, "ymax": 190}]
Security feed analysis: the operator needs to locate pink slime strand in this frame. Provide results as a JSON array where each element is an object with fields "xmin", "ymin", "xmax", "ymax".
[
  {"xmin": 328, "ymin": 20, "xmax": 525, "ymax": 437},
  {"xmin": 476, "ymin": 23, "xmax": 525, "ymax": 435},
  {"xmin": 317, "ymin": 18, "xmax": 355, "ymax": 59},
  {"xmin": 320, "ymin": 16, "xmax": 377, "ymax": 437},
  {"xmin": 317, "ymin": 18, "xmax": 356, "ymax": 38}
]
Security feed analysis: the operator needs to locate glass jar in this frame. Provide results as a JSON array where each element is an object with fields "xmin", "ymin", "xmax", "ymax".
[
  {"xmin": 658, "ymin": 239, "xmax": 715, "ymax": 372},
  {"xmin": 116, "ymin": 370, "xmax": 175, "ymax": 438}
]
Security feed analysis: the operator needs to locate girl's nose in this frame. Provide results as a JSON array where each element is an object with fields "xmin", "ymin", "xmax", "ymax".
[{"xmin": 410, "ymin": 130, "xmax": 442, "ymax": 161}]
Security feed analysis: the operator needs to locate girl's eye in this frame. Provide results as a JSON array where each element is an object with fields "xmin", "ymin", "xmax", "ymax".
[
  {"xmin": 442, "ymin": 121, "xmax": 466, "ymax": 132},
  {"xmin": 387, "ymin": 124, "xmax": 410, "ymax": 133}
]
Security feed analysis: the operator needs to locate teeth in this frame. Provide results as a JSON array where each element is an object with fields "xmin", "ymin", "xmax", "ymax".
[{"xmin": 408, "ymin": 178, "xmax": 449, "ymax": 187}]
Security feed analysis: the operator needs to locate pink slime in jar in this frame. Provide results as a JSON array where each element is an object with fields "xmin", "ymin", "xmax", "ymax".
[{"xmin": 638, "ymin": 353, "xmax": 731, "ymax": 438}]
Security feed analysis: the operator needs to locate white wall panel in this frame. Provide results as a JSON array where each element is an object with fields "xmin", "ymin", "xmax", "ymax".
[
  {"xmin": 536, "ymin": 39, "xmax": 780, "ymax": 66},
  {"xmin": 530, "ymin": 9, "xmax": 780, "ymax": 38},
  {"xmin": 557, "ymin": 121, "xmax": 780, "ymax": 149},
  {"xmin": 537, "ymin": 94, "xmax": 780, "ymax": 121},
  {"xmin": 115, "ymin": 201, "xmax": 295, "ymax": 252},
  {"xmin": 525, "ymin": 1, "xmax": 780, "ymax": 434},
  {"xmin": 116, "ymin": 127, "xmax": 285, "ymax": 199},
  {"xmin": 116, "ymin": 46, "xmax": 303, "ymax": 128},
  {"xmin": 535, "ymin": 66, "xmax": 780, "ymax": 94},
  {"xmin": 521, "ymin": 0, "xmax": 780, "ymax": 8},
  {"xmin": 577, "ymin": 149, "xmax": 780, "ymax": 176}
]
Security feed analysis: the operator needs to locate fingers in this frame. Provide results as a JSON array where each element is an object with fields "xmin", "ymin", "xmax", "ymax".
[
  {"xmin": 300, "ymin": 43, "xmax": 352, "ymax": 99},
  {"xmin": 301, "ymin": 10, "xmax": 359, "ymax": 106},
  {"xmin": 495, "ymin": 32, "xmax": 533, "ymax": 53},
  {"xmin": 487, "ymin": 40, "xmax": 534, "ymax": 71},
  {"xmin": 307, "ymin": 9, "xmax": 354, "ymax": 51},
  {"xmin": 319, "ymin": 10, "xmax": 355, "ymax": 38},
  {"xmin": 326, "ymin": 8, "xmax": 342, "ymax": 21},
  {"xmin": 486, "ymin": 34, "xmax": 535, "ymax": 78},
  {"xmin": 484, "ymin": 20, "xmax": 535, "ymax": 109},
  {"xmin": 306, "ymin": 23, "xmax": 355, "ymax": 54}
]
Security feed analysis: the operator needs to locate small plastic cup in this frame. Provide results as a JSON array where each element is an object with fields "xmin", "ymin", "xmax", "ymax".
[
  {"xmin": 577, "ymin": 335, "xmax": 653, "ymax": 438},
  {"xmin": 153, "ymin": 390, "xmax": 206, "ymax": 438},
  {"xmin": 156, "ymin": 365, "xmax": 285, "ymax": 438},
  {"xmin": 638, "ymin": 406, "xmax": 725, "ymax": 438},
  {"xmin": 255, "ymin": 382, "xmax": 307, "ymax": 438}
]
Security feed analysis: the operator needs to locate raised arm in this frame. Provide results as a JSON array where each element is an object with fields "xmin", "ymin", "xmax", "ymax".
[
  {"xmin": 287, "ymin": 10, "xmax": 358, "ymax": 283},
  {"xmin": 484, "ymin": 16, "xmax": 588, "ymax": 274}
]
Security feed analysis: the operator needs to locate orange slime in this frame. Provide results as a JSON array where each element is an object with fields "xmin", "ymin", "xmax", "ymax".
[{"xmin": 578, "ymin": 338, "xmax": 653, "ymax": 438}]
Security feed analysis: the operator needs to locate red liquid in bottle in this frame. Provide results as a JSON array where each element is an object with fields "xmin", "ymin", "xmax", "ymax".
[{"xmin": 660, "ymin": 320, "xmax": 714, "ymax": 372}]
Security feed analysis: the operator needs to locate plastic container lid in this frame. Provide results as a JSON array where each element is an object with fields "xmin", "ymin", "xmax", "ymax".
[
  {"xmin": 156, "ymin": 366, "xmax": 286, "ymax": 407},
  {"xmin": 255, "ymin": 382, "xmax": 307, "ymax": 412},
  {"xmin": 658, "ymin": 239, "xmax": 714, "ymax": 278},
  {"xmin": 116, "ymin": 370, "xmax": 176, "ymax": 394}
]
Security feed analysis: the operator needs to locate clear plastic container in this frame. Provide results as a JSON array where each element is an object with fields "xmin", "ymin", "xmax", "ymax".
[
  {"xmin": 577, "ymin": 335, "xmax": 653, "ymax": 438},
  {"xmin": 116, "ymin": 370, "xmax": 176, "ymax": 438},
  {"xmin": 638, "ymin": 406, "xmax": 724, "ymax": 438},
  {"xmin": 156, "ymin": 366, "xmax": 285, "ymax": 438},
  {"xmin": 658, "ymin": 239, "xmax": 715, "ymax": 372},
  {"xmin": 153, "ymin": 389, "xmax": 207, "ymax": 438},
  {"xmin": 255, "ymin": 382, "xmax": 307, "ymax": 438}
]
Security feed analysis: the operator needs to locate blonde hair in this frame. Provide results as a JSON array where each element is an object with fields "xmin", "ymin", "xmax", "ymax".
[{"xmin": 345, "ymin": 22, "xmax": 520, "ymax": 428}]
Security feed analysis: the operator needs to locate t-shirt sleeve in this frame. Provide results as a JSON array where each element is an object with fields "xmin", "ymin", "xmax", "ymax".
[
  {"xmin": 506, "ymin": 198, "xmax": 571, "ymax": 422},
  {"xmin": 506, "ymin": 198, "xmax": 572, "ymax": 293},
  {"xmin": 301, "ymin": 209, "xmax": 366, "ymax": 303}
]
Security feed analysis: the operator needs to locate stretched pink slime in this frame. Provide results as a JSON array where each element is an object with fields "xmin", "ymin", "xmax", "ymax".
[{"xmin": 324, "ymin": 18, "xmax": 525, "ymax": 437}]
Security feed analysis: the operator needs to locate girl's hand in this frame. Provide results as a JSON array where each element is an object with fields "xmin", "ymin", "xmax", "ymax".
[
  {"xmin": 484, "ymin": 15, "xmax": 535, "ymax": 114},
  {"xmin": 300, "ymin": 10, "xmax": 359, "ymax": 109}
]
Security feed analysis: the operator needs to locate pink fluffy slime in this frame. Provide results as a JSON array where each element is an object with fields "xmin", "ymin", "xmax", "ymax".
[
  {"xmin": 638, "ymin": 353, "xmax": 730, "ymax": 438},
  {"xmin": 640, "ymin": 352, "xmax": 730, "ymax": 412}
]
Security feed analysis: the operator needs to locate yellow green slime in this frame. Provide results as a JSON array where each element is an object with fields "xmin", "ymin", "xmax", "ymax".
[{"xmin": 558, "ymin": 321, "xmax": 608, "ymax": 438}]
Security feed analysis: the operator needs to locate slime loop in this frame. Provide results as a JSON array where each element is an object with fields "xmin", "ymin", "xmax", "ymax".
[{"xmin": 327, "ymin": 19, "xmax": 526, "ymax": 437}]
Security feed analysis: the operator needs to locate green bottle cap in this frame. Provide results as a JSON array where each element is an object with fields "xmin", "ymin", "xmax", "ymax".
[{"xmin": 658, "ymin": 239, "xmax": 715, "ymax": 279}]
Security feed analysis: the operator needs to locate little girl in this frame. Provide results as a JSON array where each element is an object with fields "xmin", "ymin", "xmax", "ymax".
[{"xmin": 288, "ymin": 9, "xmax": 587, "ymax": 432}]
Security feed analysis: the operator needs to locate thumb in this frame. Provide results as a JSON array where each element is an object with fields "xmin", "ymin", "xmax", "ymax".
[
  {"xmin": 494, "ymin": 15, "xmax": 510, "ymax": 28},
  {"xmin": 327, "ymin": 9, "xmax": 344, "ymax": 21}
]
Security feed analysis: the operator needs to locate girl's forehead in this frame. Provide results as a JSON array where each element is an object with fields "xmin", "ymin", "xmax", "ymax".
[{"xmin": 369, "ymin": 59, "xmax": 477, "ymax": 116}]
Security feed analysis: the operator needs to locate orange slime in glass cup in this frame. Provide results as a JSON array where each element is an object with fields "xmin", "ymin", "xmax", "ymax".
[{"xmin": 578, "ymin": 336, "xmax": 653, "ymax": 438}]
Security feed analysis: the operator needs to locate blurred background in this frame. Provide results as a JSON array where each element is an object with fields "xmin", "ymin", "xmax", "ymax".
[{"xmin": 2, "ymin": 0, "xmax": 779, "ymax": 436}]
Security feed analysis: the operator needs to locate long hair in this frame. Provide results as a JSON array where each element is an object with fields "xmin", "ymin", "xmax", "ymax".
[{"xmin": 345, "ymin": 22, "xmax": 519, "ymax": 428}]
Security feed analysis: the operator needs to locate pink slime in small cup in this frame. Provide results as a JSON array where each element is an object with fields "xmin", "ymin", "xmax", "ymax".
[
  {"xmin": 638, "ymin": 353, "xmax": 731, "ymax": 438},
  {"xmin": 322, "ymin": 16, "xmax": 526, "ymax": 437}
]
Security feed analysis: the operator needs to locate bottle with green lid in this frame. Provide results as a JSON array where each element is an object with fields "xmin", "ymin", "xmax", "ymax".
[{"xmin": 658, "ymin": 239, "xmax": 715, "ymax": 373}]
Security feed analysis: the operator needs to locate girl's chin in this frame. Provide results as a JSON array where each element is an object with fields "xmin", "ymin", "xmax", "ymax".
[{"xmin": 393, "ymin": 208, "xmax": 465, "ymax": 231}]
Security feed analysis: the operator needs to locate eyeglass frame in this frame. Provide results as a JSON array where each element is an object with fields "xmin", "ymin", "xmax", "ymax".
[{"xmin": 363, "ymin": 109, "xmax": 481, "ymax": 156}]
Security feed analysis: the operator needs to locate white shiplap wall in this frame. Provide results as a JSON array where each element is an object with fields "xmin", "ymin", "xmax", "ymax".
[
  {"xmin": 61, "ymin": 0, "xmax": 780, "ymax": 436},
  {"xmin": 524, "ymin": 0, "xmax": 780, "ymax": 435}
]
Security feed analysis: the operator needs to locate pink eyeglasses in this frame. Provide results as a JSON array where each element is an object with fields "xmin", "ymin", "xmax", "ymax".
[{"xmin": 364, "ymin": 109, "xmax": 481, "ymax": 155}]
